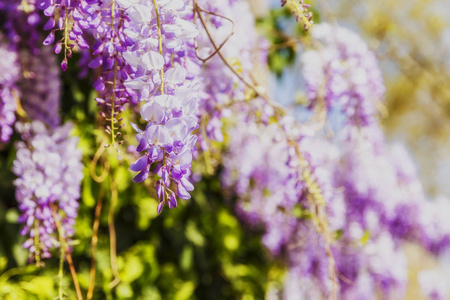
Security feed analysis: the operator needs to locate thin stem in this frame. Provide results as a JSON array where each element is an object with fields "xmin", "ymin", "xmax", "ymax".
[
  {"xmin": 285, "ymin": 0, "xmax": 312, "ymax": 28},
  {"xmin": 90, "ymin": 140, "xmax": 109, "ymax": 183},
  {"xmin": 63, "ymin": 8, "xmax": 69, "ymax": 60},
  {"xmin": 193, "ymin": 1, "xmax": 285, "ymax": 113},
  {"xmin": 200, "ymin": 115, "xmax": 214, "ymax": 175},
  {"xmin": 50, "ymin": 205, "xmax": 84, "ymax": 300},
  {"xmin": 110, "ymin": 61, "xmax": 118, "ymax": 148},
  {"xmin": 291, "ymin": 144, "xmax": 337, "ymax": 300},
  {"xmin": 86, "ymin": 185, "xmax": 104, "ymax": 300},
  {"xmin": 58, "ymin": 229, "xmax": 65, "ymax": 300},
  {"xmin": 317, "ymin": 0, "xmax": 337, "ymax": 24},
  {"xmin": 152, "ymin": 0, "xmax": 164, "ymax": 94},
  {"xmin": 108, "ymin": 178, "xmax": 120, "ymax": 289},
  {"xmin": 193, "ymin": 9, "xmax": 235, "ymax": 63},
  {"xmin": 33, "ymin": 219, "xmax": 41, "ymax": 267}
]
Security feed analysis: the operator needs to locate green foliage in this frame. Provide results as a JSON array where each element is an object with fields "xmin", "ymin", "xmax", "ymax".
[{"xmin": 0, "ymin": 121, "xmax": 284, "ymax": 299}]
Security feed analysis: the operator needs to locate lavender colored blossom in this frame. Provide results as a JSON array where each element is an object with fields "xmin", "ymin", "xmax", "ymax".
[
  {"xmin": 13, "ymin": 121, "xmax": 83, "ymax": 260},
  {"xmin": 419, "ymin": 269, "xmax": 449, "ymax": 300},
  {"xmin": 281, "ymin": 0, "xmax": 313, "ymax": 30},
  {"xmin": 196, "ymin": 0, "xmax": 261, "ymax": 146},
  {"xmin": 37, "ymin": 0, "xmax": 93, "ymax": 69},
  {"xmin": 86, "ymin": 0, "xmax": 138, "ymax": 134},
  {"xmin": 18, "ymin": 45, "xmax": 61, "ymax": 128},
  {"xmin": 123, "ymin": 0, "xmax": 200, "ymax": 211},
  {"xmin": 301, "ymin": 23, "xmax": 385, "ymax": 126},
  {"xmin": 0, "ymin": 39, "xmax": 20, "ymax": 143}
]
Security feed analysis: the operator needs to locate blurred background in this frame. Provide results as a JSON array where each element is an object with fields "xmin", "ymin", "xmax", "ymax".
[{"xmin": 1, "ymin": 0, "xmax": 450, "ymax": 299}]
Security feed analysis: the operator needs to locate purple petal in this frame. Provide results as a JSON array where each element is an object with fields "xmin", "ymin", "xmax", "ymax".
[
  {"xmin": 177, "ymin": 183, "xmax": 191, "ymax": 200},
  {"xmin": 156, "ymin": 180, "xmax": 164, "ymax": 202},
  {"xmin": 88, "ymin": 56, "xmax": 103, "ymax": 69},
  {"xmin": 157, "ymin": 202, "xmax": 164, "ymax": 214},
  {"xmin": 130, "ymin": 155, "xmax": 148, "ymax": 172},
  {"xmin": 61, "ymin": 59, "xmax": 68, "ymax": 72},
  {"xmin": 43, "ymin": 18, "xmax": 55, "ymax": 30},
  {"xmin": 172, "ymin": 165, "xmax": 183, "ymax": 180},
  {"xmin": 180, "ymin": 177, "xmax": 194, "ymax": 192},
  {"xmin": 168, "ymin": 192, "xmax": 177, "ymax": 209},
  {"xmin": 77, "ymin": 36, "xmax": 89, "ymax": 49},
  {"xmin": 43, "ymin": 5, "xmax": 55, "ymax": 16},
  {"xmin": 136, "ymin": 137, "xmax": 148, "ymax": 152},
  {"xmin": 43, "ymin": 31, "xmax": 55, "ymax": 45},
  {"xmin": 54, "ymin": 41, "xmax": 62, "ymax": 54},
  {"xmin": 133, "ymin": 169, "xmax": 149, "ymax": 183},
  {"xmin": 73, "ymin": 9, "xmax": 83, "ymax": 21}
]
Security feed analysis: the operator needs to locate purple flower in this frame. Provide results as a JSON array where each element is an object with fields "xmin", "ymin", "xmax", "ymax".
[
  {"xmin": 13, "ymin": 121, "xmax": 83, "ymax": 260},
  {"xmin": 0, "ymin": 39, "xmax": 20, "ymax": 143},
  {"xmin": 301, "ymin": 23, "xmax": 385, "ymax": 127}
]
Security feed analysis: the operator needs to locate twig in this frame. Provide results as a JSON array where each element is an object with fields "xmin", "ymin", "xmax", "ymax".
[
  {"xmin": 86, "ymin": 185, "xmax": 105, "ymax": 300},
  {"xmin": 193, "ymin": 2, "xmax": 338, "ymax": 296},
  {"xmin": 291, "ymin": 143, "xmax": 338, "ymax": 300},
  {"xmin": 58, "ymin": 234, "xmax": 65, "ymax": 300},
  {"xmin": 108, "ymin": 177, "xmax": 120, "ymax": 289},
  {"xmin": 193, "ymin": 8, "xmax": 235, "ymax": 63},
  {"xmin": 51, "ymin": 205, "xmax": 84, "ymax": 300},
  {"xmin": 90, "ymin": 140, "xmax": 109, "ymax": 183},
  {"xmin": 193, "ymin": 0, "xmax": 285, "ymax": 113}
]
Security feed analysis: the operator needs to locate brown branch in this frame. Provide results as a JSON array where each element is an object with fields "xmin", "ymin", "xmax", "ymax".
[
  {"xmin": 108, "ymin": 177, "xmax": 120, "ymax": 289},
  {"xmin": 193, "ymin": 0, "xmax": 285, "ymax": 113},
  {"xmin": 86, "ymin": 185, "xmax": 105, "ymax": 300},
  {"xmin": 291, "ymin": 143, "xmax": 338, "ymax": 300},
  {"xmin": 193, "ymin": 2, "xmax": 338, "ymax": 296},
  {"xmin": 193, "ymin": 8, "xmax": 235, "ymax": 63},
  {"xmin": 90, "ymin": 140, "xmax": 109, "ymax": 183},
  {"xmin": 51, "ymin": 205, "xmax": 84, "ymax": 300}
]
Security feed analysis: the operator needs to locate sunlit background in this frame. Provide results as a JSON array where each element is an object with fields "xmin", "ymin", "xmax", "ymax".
[{"xmin": 1, "ymin": 0, "xmax": 450, "ymax": 299}]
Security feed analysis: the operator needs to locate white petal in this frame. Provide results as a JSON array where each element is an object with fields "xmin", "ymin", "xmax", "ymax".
[
  {"xmin": 117, "ymin": 0, "xmax": 138, "ymax": 9},
  {"xmin": 175, "ymin": 19, "xmax": 198, "ymax": 40},
  {"xmin": 164, "ymin": 38, "xmax": 182, "ymax": 50},
  {"xmin": 128, "ymin": 4, "xmax": 152, "ymax": 24},
  {"xmin": 160, "ymin": 0, "xmax": 184, "ymax": 10},
  {"xmin": 145, "ymin": 125, "xmax": 173, "ymax": 146},
  {"xmin": 141, "ymin": 51, "xmax": 164, "ymax": 70},
  {"xmin": 165, "ymin": 65, "xmax": 186, "ymax": 84},
  {"xmin": 124, "ymin": 78, "xmax": 147, "ymax": 90},
  {"xmin": 140, "ymin": 102, "xmax": 165, "ymax": 124},
  {"xmin": 123, "ymin": 52, "xmax": 140, "ymax": 68}
]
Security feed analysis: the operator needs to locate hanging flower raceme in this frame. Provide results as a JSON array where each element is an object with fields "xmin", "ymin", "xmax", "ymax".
[
  {"xmin": 281, "ymin": 0, "xmax": 313, "ymax": 31},
  {"xmin": 18, "ymin": 45, "xmax": 61, "ymax": 128},
  {"xmin": 301, "ymin": 23, "xmax": 385, "ymax": 127},
  {"xmin": 0, "ymin": 39, "xmax": 20, "ymax": 143},
  {"xmin": 2, "ymin": 3, "xmax": 85, "ymax": 261},
  {"xmin": 85, "ymin": 0, "xmax": 138, "ymax": 146},
  {"xmin": 195, "ymin": 0, "xmax": 261, "ymax": 145},
  {"xmin": 122, "ymin": 0, "xmax": 200, "ymax": 212},
  {"xmin": 13, "ymin": 121, "xmax": 83, "ymax": 261},
  {"xmin": 37, "ymin": 0, "xmax": 94, "ymax": 70}
]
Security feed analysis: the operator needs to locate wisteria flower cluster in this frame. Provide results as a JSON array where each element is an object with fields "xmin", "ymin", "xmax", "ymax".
[
  {"xmin": 302, "ymin": 23, "xmax": 385, "ymax": 126},
  {"xmin": 0, "ymin": 0, "xmax": 449, "ymax": 299},
  {"xmin": 1, "ymin": 2, "xmax": 84, "ymax": 261},
  {"xmin": 13, "ymin": 121, "xmax": 83, "ymax": 260},
  {"xmin": 222, "ymin": 18, "xmax": 450, "ymax": 300},
  {"xmin": 0, "ymin": 38, "xmax": 20, "ymax": 143},
  {"xmin": 120, "ymin": 0, "xmax": 200, "ymax": 212}
]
